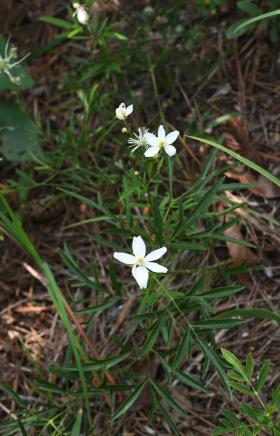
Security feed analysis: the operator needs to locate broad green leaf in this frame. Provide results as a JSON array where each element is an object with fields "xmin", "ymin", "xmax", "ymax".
[
  {"xmin": 257, "ymin": 359, "xmax": 269, "ymax": 392},
  {"xmin": 111, "ymin": 381, "xmax": 146, "ymax": 420},
  {"xmin": 71, "ymin": 408, "xmax": 83, "ymax": 436},
  {"xmin": 228, "ymin": 381, "xmax": 253, "ymax": 396},
  {"xmin": 0, "ymin": 100, "xmax": 42, "ymax": 162},
  {"xmin": 245, "ymin": 353, "xmax": 253, "ymax": 380},
  {"xmin": 187, "ymin": 136, "xmax": 280, "ymax": 188},
  {"xmin": 221, "ymin": 349, "xmax": 245, "ymax": 377},
  {"xmin": 228, "ymin": 372, "xmax": 245, "ymax": 382},
  {"xmin": 150, "ymin": 379, "xmax": 187, "ymax": 416}
]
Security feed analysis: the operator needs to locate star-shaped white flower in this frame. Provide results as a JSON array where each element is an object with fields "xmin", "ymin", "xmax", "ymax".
[
  {"xmin": 113, "ymin": 236, "xmax": 167, "ymax": 289},
  {"xmin": 128, "ymin": 127, "xmax": 149, "ymax": 152},
  {"xmin": 144, "ymin": 125, "xmax": 179, "ymax": 157},
  {"xmin": 115, "ymin": 103, "xmax": 133, "ymax": 120}
]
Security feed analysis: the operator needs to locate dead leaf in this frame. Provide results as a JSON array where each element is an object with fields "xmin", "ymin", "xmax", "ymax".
[
  {"xmin": 226, "ymin": 171, "xmax": 280, "ymax": 198},
  {"xmin": 224, "ymin": 224, "xmax": 258, "ymax": 266}
]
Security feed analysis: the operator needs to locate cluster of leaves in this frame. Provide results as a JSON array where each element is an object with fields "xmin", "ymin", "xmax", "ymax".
[
  {"xmin": 214, "ymin": 349, "xmax": 280, "ymax": 435},
  {"xmin": 227, "ymin": 1, "xmax": 280, "ymax": 41},
  {"xmin": 0, "ymin": 36, "xmax": 41, "ymax": 162}
]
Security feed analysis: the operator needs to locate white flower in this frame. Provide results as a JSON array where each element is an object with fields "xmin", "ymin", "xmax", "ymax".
[
  {"xmin": 144, "ymin": 125, "xmax": 179, "ymax": 158},
  {"xmin": 113, "ymin": 236, "xmax": 167, "ymax": 289},
  {"xmin": 128, "ymin": 128, "xmax": 149, "ymax": 152},
  {"xmin": 115, "ymin": 103, "xmax": 133, "ymax": 120},
  {"xmin": 73, "ymin": 3, "xmax": 89, "ymax": 25},
  {"xmin": 0, "ymin": 37, "xmax": 29, "ymax": 85}
]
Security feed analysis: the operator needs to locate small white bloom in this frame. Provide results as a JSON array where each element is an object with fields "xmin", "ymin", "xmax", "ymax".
[
  {"xmin": 73, "ymin": 3, "xmax": 89, "ymax": 25},
  {"xmin": 113, "ymin": 236, "xmax": 167, "ymax": 289},
  {"xmin": 115, "ymin": 103, "xmax": 133, "ymax": 120},
  {"xmin": 128, "ymin": 127, "xmax": 149, "ymax": 152},
  {"xmin": 0, "ymin": 38, "xmax": 29, "ymax": 85},
  {"xmin": 144, "ymin": 125, "xmax": 179, "ymax": 158}
]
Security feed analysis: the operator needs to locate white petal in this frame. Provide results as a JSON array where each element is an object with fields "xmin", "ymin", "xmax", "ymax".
[
  {"xmin": 126, "ymin": 104, "xmax": 133, "ymax": 116},
  {"xmin": 77, "ymin": 9, "xmax": 89, "ymax": 24},
  {"xmin": 113, "ymin": 252, "xmax": 135, "ymax": 265},
  {"xmin": 145, "ymin": 247, "xmax": 167, "ymax": 262},
  {"xmin": 165, "ymin": 130, "xmax": 179, "ymax": 144},
  {"xmin": 158, "ymin": 125, "xmax": 165, "ymax": 139},
  {"xmin": 132, "ymin": 236, "xmax": 146, "ymax": 258},
  {"xmin": 144, "ymin": 132, "xmax": 158, "ymax": 147},
  {"xmin": 115, "ymin": 109, "xmax": 125, "ymax": 120},
  {"xmin": 145, "ymin": 262, "xmax": 168, "ymax": 273},
  {"xmin": 132, "ymin": 265, "xmax": 149, "ymax": 289},
  {"xmin": 144, "ymin": 146, "xmax": 159, "ymax": 157},
  {"xmin": 164, "ymin": 145, "xmax": 176, "ymax": 156}
]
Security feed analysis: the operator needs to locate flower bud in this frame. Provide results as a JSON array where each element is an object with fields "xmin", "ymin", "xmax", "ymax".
[{"xmin": 73, "ymin": 3, "xmax": 89, "ymax": 25}]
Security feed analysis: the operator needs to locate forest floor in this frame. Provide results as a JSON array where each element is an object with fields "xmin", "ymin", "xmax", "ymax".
[{"xmin": 1, "ymin": 1, "xmax": 280, "ymax": 434}]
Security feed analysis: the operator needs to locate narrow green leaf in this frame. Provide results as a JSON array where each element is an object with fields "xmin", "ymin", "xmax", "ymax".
[
  {"xmin": 0, "ymin": 382, "xmax": 25, "ymax": 408},
  {"xmin": 200, "ymin": 286, "xmax": 243, "ymax": 300},
  {"xmin": 71, "ymin": 408, "xmax": 83, "ymax": 436},
  {"xmin": 171, "ymin": 329, "xmax": 191, "ymax": 370},
  {"xmin": 111, "ymin": 381, "xmax": 146, "ymax": 420},
  {"xmin": 175, "ymin": 370, "xmax": 211, "ymax": 393},
  {"xmin": 158, "ymin": 402, "xmax": 180, "ymax": 436},
  {"xmin": 150, "ymin": 379, "xmax": 187, "ymax": 416},
  {"xmin": 75, "ymin": 299, "xmax": 117, "ymax": 315},
  {"xmin": 39, "ymin": 16, "xmax": 73, "ymax": 29},
  {"xmin": 199, "ymin": 342, "xmax": 230, "ymax": 396},
  {"xmin": 140, "ymin": 319, "xmax": 161, "ymax": 357},
  {"xmin": 188, "ymin": 136, "xmax": 280, "ymax": 188},
  {"xmin": 222, "ymin": 409, "xmax": 243, "ymax": 426},
  {"xmin": 217, "ymin": 308, "xmax": 280, "ymax": 324},
  {"xmin": 272, "ymin": 384, "xmax": 280, "ymax": 410},
  {"xmin": 257, "ymin": 359, "xmax": 269, "ymax": 392},
  {"xmin": 64, "ymin": 350, "xmax": 131, "ymax": 372},
  {"xmin": 239, "ymin": 404, "xmax": 261, "ymax": 422},
  {"xmin": 235, "ymin": 9, "xmax": 280, "ymax": 32},
  {"xmin": 173, "ymin": 178, "xmax": 224, "ymax": 239},
  {"xmin": 193, "ymin": 318, "xmax": 245, "ymax": 330}
]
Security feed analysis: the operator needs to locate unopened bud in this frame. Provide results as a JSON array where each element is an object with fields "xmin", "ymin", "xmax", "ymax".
[{"xmin": 122, "ymin": 127, "xmax": 128, "ymax": 133}]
